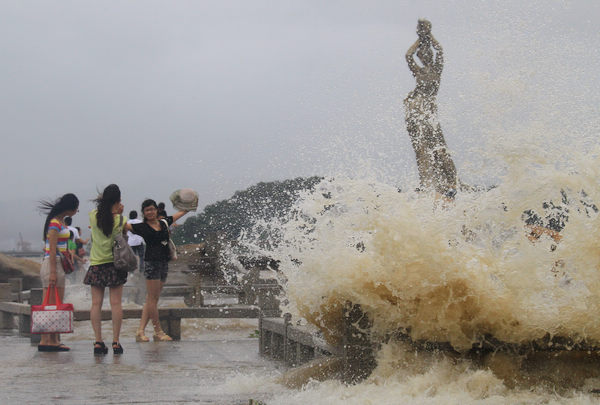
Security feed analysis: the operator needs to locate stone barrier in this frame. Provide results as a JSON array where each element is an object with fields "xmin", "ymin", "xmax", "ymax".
[
  {"xmin": 0, "ymin": 297, "xmax": 260, "ymax": 343},
  {"xmin": 160, "ymin": 282, "xmax": 281, "ymax": 315},
  {"xmin": 341, "ymin": 302, "xmax": 376, "ymax": 384},
  {"xmin": 259, "ymin": 313, "xmax": 341, "ymax": 368},
  {"xmin": 259, "ymin": 303, "xmax": 377, "ymax": 383},
  {"xmin": 8, "ymin": 278, "xmax": 23, "ymax": 302},
  {"xmin": 2, "ymin": 278, "xmax": 281, "ymax": 345},
  {"xmin": 70, "ymin": 306, "xmax": 261, "ymax": 340},
  {"xmin": 0, "ymin": 283, "xmax": 12, "ymax": 302},
  {"xmin": 0, "ymin": 284, "xmax": 13, "ymax": 330},
  {"xmin": 28, "ymin": 288, "xmax": 43, "ymax": 344}
]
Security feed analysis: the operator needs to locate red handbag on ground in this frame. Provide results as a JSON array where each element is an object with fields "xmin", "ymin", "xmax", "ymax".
[{"xmin": 31, "ymin": 286, "xmax": 74, "ymax": 334}]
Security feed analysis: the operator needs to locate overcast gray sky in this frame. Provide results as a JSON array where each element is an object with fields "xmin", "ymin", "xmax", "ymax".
[{"xmin": 1, "ymin": 0, "xmax": 598, "ymax": 250}]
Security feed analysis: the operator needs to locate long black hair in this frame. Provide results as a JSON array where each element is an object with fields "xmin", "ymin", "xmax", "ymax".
[
  {"xmin": 39, "ymin": 193, "xmax": 79, "ymax": 240},
  {"xmin": 95, "ymin": 184, "xmax": 121, "ymax": 237}
]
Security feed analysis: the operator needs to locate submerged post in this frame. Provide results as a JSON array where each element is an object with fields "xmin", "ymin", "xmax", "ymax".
[
  {"xmin": 0, "ymin": 284, "xmax": 14, "ymax": 329},
  {"xmin": 404, "ymin": 19, "xmax": 457, "ymax": 196},
  {"xmin": 341, "ymin": 302, "xmax": 376, "ymax": 384},
  {"xmin": 8, "ymin": 278, "xmax": 23, "ymax": 302},
  {"xmin": 0, "ymin": 283, "xmax": 11, "ymax": 302},
  {"xmin": 28, "ymin": 288, "xmax": 43, "ymax": 344}
]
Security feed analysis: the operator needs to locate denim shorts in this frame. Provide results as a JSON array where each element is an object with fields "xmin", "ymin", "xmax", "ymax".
[{"xmin": 144, "ymin": 260, "xmax": 169, "ymax": 282}]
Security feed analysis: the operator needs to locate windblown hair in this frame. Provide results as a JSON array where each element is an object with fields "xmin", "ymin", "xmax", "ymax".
[
  {"xmin": 95, "ymin": 184, "xmax": 121, "ymax": 237},
  {"xmin": 38, "ymin": 193, "xmax": 79, "ymax": 240}
]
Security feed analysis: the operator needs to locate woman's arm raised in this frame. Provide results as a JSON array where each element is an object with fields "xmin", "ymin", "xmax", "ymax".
[
  {"xmin": 171, "ymin": 210, "xmax": 190, "ymax": 224},
  {"xmin": 406, "ymin": 39, "xmax": 420, "ymax": 76},
  {"xmin": 123, "ymin": 222, "xmax": 133, "ymax": 233}
]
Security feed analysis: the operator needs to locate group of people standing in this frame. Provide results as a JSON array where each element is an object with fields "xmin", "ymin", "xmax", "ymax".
[
  {"xmin": 64, "ymin": 216, "xmax": 89, "ymax": 279},
  {"xmin": 38, "ymin": 184, "xmax": 195, "ymax": 355}
]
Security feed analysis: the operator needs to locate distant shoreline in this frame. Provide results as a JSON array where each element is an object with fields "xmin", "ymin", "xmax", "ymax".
[{"xmin": 0, "ymin": 251, "xmax": 43, "ymax": 259}]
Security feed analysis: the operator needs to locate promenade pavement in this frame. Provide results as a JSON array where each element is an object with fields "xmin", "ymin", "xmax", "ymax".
[{"xmin": 0, "ymin": 320, "xmax": 285, "ymax": 405}]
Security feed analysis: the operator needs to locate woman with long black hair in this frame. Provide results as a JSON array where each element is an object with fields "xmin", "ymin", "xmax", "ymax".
[
  {"xmin": 83, "ymin": 184, "xmax": 128, "ymax": 355},
  {"xmin": 38, "ymin": 193, "xmax": 79, "ymax": 352}
]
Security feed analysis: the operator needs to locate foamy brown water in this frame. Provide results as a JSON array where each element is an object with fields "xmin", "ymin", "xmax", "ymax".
[
  {"xmin": 280, "ymin": 171, "xmax": 600, "ymax": 350},
  {"xmin": 231, "ymin": 160, "xmax": 600, "ymax": 403},
  {"xmin": 220, "ymin": 2, "xmax": 600, "ymax": 401},
  {"xmin": 231, "ymin": 66, "xmax": 600, "ymax": 404}
]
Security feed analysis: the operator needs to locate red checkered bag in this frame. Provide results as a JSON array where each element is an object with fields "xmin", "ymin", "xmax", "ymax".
[{"xmin": 31, "ymin": 286, "xmax": 74, "ymax": 334}]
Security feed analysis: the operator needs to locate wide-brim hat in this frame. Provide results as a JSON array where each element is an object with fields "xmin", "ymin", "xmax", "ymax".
[{"xmin": 170, "ymin": 188, "xmax": 199, "ymax": 212}]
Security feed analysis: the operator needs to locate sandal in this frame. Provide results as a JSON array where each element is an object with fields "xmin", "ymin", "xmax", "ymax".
[
  {"xmin": 37, "ymin": 344, "xmax": 70, "ymax": 352},
  {"xmin": 153, "ymin": 330, "xmax": 173, "ymax": 342},
  {"xmin": 135, "ymin": 330, "xmax": 150, "ymax": 342},
  {"xmin": 112, "ymin": 341, "xmax": 124, "ymax": 355},
  {"xmin": 93, "ymin": 341, "xmax": 108, "ymax": 355}
]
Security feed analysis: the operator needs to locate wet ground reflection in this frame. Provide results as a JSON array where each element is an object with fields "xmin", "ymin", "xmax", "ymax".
[{"xmin": 1, "ymin": 320, "xmax": 285, "ymax": 404}]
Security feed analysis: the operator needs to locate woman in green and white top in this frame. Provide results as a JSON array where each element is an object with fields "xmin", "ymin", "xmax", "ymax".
[{"xmin": 83, "ymin": 184, "xmax": 128, "ymax": 355}]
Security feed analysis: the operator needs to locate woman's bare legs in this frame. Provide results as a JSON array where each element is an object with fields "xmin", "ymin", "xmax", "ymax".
[
  {"xmin": 109, "ymin": 285, "xmax": 123, "ymax": 343},
  {"xmin": 138, "ymin": 284, "xmax": 150, "ymax": 335},
  {"xmin": 138, "ymin": 279, "xmax": 166, "ymax": 335},
  {"xmin": 90, "ymin": 286, "xmax": 105, "ymax": 343},
  {"xmin": 39, "ymin": 287, "xmax": 54, "ymax": 345},
  {"xmin": 39, "ymin": 287, "xmax": 54, "ymax": 346},
  {"xmin": 39, "ymin": 286, "xmax": 67, "ymax": 346},
  {"xmin": 55, "ymin": 286, "xmax": 65, "ymax": 346}
]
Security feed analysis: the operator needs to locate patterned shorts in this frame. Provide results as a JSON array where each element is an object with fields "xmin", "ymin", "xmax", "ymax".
[
  {"xmin": 144, "ymin": 260, "xmax": 169, "ymax": 282},
  {"xmin": 83, "ymin": 262, "xmax": 128, "ymax": 288}
]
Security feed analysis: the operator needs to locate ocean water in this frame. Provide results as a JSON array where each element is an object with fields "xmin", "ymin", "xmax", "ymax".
[
  {"xmin": 238, "ymin": 173, "xmax": 600, "ymax": 404},
  {"xmin": 227, "ymin": 3, "xmax": 600, "ymax": 402}
]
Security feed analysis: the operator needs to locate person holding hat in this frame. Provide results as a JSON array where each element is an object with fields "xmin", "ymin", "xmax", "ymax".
[{"xmin": 124, "ymin": 193, "xmax": 197, "ymax": 342}]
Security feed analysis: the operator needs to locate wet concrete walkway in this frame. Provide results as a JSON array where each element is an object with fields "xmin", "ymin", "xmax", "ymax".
[{"xmin": 0, "ymin": 324, "xmax": 283, "ymax": 404}]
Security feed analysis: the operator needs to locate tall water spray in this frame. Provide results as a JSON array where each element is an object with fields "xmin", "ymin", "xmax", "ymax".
[{"xmin": 235, "ymin": 2, "xmax": 600, "ymax": 403}]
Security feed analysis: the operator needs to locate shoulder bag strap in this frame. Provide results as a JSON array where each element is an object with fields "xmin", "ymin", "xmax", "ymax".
[{"xmin": 160, "ymin": 219, "xmax": 171, "ymax": 234}]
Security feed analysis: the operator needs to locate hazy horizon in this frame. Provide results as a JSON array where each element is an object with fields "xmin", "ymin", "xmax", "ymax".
[{"xmin": 1, "ymin": 1, "xmax": 598, "ymax": 250}]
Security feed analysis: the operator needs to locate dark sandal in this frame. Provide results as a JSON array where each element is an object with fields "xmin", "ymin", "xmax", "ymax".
[
  {"xmin": 38, "ymin": 344, "xmax": 70, "ymax": 352},
  {"xmin": 94, "ymin": 341, "xmax": 108, "ymax": 355},
  {"xmin": 112, "ymin": 341, "xmax": 124, "ymax": 355}
]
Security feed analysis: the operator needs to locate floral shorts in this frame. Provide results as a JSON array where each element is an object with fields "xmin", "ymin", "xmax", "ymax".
[
  {"xmin": 83, "ymin": 262, "xmax": 128, "ymax": 288},
  {"xmin": 144, "ymin": 260, "xmax": 169, "ymax": 282}
]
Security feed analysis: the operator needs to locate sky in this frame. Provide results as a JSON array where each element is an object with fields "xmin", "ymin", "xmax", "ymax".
[{"xmin": 1, "ymin": 0, "xmax": 599, "ymax": 250}]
